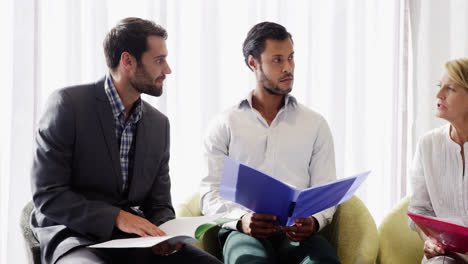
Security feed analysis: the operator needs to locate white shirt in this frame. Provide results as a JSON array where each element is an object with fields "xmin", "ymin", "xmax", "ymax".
[
  {"xmin": 200, "ymin": 92, "xmax": 336, "ymax": 231},
  {"xmin": 408, "ymin": 124, "xmax": 468, "ymax": 229}
]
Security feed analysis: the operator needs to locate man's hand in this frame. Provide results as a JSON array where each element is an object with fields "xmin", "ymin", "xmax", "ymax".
[
  {"xmin": 152, "ymin": 241, "xmax": 183, "ymax": 256},
  {"xmin": 423, "ymin": 237, "xmax": 445, "ymax": 259},
  {"xmin": 238, "ymin": 212, "xmax": 279, "ymax": 238},
  {"xmin": 115, "ymin": 210, "xmax": 166, "ymax": 237},
  {"xmin": 281, "ymin": 216, "xmax": 317, "ymax": 242}
]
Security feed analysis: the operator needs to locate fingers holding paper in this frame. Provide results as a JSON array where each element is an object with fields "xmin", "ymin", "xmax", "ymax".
[
  {"xmin": 423, "ymin": 237, "xmax": 445, "ymax": 259},
  {"xmin": 239, "ymin": 212, "xmax": 279, "ymax": 238},
  {"xmin": 115, "ymin": 210, "xmax": 185, "ymax": 255},
  {"xmin": 281, "ymin": 216, "xmax": 317, "ymax": 242},
  {"xmin": 115, "ymin": 210, "xmax": 166, "ymax": 237},
  {"xmin": 152, "ymin": 241, "xmax": 183, "ymax": 256}
]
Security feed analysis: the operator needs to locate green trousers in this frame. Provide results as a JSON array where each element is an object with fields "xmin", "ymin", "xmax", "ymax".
[{"xmin": 219, "ymin": 229, "xmax": 341, "ymax": 264}]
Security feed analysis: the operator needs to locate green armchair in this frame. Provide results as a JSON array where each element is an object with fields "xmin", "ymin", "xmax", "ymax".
[
  {"xmin": 20, "ymin": 201, "xmax": 41, "ymax": 264},
  {"xmin": 377, "ymin": 196, "xmax": 424, "ymax": 264},
  {"xmin": 174, "ymin": 193, "xmax": 379, "ymax": 264}
]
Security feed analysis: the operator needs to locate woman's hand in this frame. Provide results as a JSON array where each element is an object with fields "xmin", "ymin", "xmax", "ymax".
[
  {"xmin": 423, "ymin": 237, "xmax": 445, "ymax": 259},
  {"xmin": 415, "ymin": 222, "xmax": 445, "ymax": 259}
]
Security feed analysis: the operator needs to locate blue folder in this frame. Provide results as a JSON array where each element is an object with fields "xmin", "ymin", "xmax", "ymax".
[{"xmin": 220, "ymin": 156, "xmax": 370, "ymax": 226}]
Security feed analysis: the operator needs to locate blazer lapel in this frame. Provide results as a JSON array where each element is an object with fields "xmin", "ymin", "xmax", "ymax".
[{"xmin": 94, "ymin": 79, "xmax": 123, "ymax": 194}]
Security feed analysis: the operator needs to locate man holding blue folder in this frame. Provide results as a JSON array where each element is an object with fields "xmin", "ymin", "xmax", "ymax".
[{"xmin": 200, "ymin": 22, "xmax": 341, "ymax": 264}]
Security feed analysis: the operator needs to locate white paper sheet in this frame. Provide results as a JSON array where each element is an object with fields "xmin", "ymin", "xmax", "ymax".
[{"xmin": 89, "ymin": 214, "xmax": 223, "ymax": 248}]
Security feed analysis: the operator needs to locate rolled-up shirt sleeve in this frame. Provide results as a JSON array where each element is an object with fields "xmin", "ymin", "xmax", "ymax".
[
  {"xmin": 408, "ymin": 139, "xmax": 435, "ymax": 231},
  {"xmin": 308, "ymin": 118, "xmax": 336, "ymax": 231},
  {"xmin": 200, "ymin": 115, "xmax": 250, "ymax": 230}
]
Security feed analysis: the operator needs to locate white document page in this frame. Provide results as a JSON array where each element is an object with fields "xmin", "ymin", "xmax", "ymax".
[{"xmin": 89, "ymin": 214, "xmax": 223, "ymax": 248}]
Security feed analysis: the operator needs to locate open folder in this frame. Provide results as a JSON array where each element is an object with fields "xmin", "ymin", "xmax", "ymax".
[
  {"xmin": 407, "ymin": 212, "xmax": 468, "ymax": 254},
  {"xmin": 220, "ymin": 156, "xmax": 370, "ymax": 226}
]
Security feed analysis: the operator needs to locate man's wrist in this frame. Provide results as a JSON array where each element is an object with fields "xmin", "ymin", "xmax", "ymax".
[
  {"xmin": 237, "ymin": 214, "xmax": 245, "ymax": 232},
  {"xmin": 236, "ymin": 220, "xmax": 242, "ymax": 232},
  {"xmin": 310, "ymin": 216, "xmax": 319, "ymax": 232}
]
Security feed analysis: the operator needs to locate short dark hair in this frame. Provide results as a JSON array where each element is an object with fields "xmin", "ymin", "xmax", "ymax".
[
  {"xmin": 242, "ymin": 22, "xmax": 293, "ymax": 71},
  {"xmin": 103, "ymin": 17, "xmax": 168, "ymax": 70}
]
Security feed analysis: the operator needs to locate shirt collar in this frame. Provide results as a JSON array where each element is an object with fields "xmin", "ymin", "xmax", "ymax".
[
  {"xmin": 104, "ymin": 73, "xmax": 143, "ymax": 123},
  {"xmin": 239, "ymin": 90, "xmax": 297, "ymax": 110}
]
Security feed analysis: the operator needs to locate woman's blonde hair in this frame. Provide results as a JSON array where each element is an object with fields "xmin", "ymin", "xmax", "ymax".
[{"xmin": 445, "ymin": 58, "xmax": 468, "ymax": 91}]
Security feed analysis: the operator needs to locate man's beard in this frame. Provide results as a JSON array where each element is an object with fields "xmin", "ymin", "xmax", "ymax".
[
  {"xmin": 259, "ymin": 65, "xmax": 293, "ymax": 95},
  {"xmin": 130, "ymin": 64, "xmax": 165, "ymax": 97}
]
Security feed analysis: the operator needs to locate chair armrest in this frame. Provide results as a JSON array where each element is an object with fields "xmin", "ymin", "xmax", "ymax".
[
  {"xmin": 320, "ymin": 196, "xmax": 379, "ymax": 264},
  {"xmin": 377, "ymin": 196, "xmax": 423, "ymax": 264},
  {"xmin": 173, "ymin": 192, "xmax": 222, "ymax": 259},
  {"xmin": 174, "ymin": 193, "xmax": 202, "ymax": 217}
]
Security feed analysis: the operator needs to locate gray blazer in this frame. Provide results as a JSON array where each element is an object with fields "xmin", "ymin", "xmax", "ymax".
[{"xmin": 30, "ymin": 78, "xmax": 175, "ymax": 264}]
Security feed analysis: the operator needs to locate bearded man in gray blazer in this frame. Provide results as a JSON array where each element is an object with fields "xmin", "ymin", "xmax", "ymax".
[{"xmin": 30, "ymin": 17, "xmax": 222, "ymax": 264}]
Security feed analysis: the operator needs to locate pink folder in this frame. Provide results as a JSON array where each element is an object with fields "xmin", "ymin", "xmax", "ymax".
[{"xmin": 407, "ymin": 212, "xmax": 468, "ymax": 254}]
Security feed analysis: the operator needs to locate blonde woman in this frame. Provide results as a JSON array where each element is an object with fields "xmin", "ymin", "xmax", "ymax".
[{"xmin": 409, "ymin": 58, "xmax": 468, "ymax": 264}]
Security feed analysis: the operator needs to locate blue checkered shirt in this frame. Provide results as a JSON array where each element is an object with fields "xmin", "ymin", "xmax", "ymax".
[{"xmin": 104, "ymin": 74, "xmax": 142, "ymax": 192}]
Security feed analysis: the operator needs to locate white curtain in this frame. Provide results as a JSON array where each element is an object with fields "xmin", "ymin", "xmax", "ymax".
[
  {"xmin": 409, "ymin": 0, "xmax": 468, "ymax": 146},
  {"xmin": 3, "ymin": 0, "xmax": 468, "ymax": 263},
  {"xmin": 0, "ymin": 0, "xmax": 15, "ymax": 263}
]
